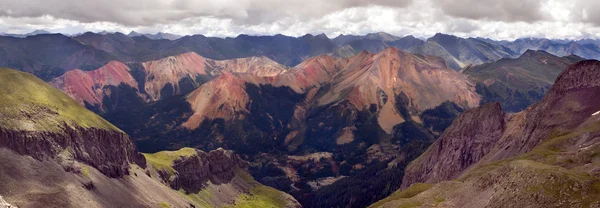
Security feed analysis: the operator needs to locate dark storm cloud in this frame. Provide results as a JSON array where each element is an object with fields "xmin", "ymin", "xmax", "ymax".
[
  {"xmin": 0, "ymin": 0, "xmax": 413, "ymax": 26},
  {"xmin": 436, "ymin": 0, "xmax": 546, "ymax": 22}
]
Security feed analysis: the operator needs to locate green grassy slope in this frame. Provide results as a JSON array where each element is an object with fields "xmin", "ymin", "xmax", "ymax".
[
  {"xmin": 0, "ymin": 68, "xmax": 120, "ymax": 132},
  {"xmin": 463, "ymin": 51, "xmax": 583, "ymax": 112}
]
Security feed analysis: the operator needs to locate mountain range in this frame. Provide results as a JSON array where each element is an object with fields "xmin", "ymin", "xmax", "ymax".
[
  {"xmin": 2, "ymin": 31, "xmax": 599, "ymax": 81},
  {"xmin": 1, "ymin": 30, "xmax": 600, "ymax": 208},
  {"xmin": 12, "ymin": 31, "xmax": 583, "ymax": 206},
  {"xmin": 127, "ymin": 31, "xmax": 183, "ymax": 40}
]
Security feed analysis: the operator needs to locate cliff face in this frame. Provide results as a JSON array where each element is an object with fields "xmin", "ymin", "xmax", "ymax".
[
  {"xmin": 485, "ymin": 60, "xmax": 600, "ymax": 161},
  {"xmin": 401, "ymin": 103, "xmax": 506, "ymax": 187},
  {"xmin": 168, "ymin": 148, "xmax": 247, "ymax": 192},
  {"xmin": 0, "ymin": 126, "xmax": 143, "ymax": 177}
]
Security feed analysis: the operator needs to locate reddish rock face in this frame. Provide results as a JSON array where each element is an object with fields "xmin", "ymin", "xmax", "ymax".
[
  {"xmin": 51, "ymin": 61, "xmax": 140, "ymax": 107},
  {"xmin": 401, "ymin": 60, "xmax": 600, "ymax": 189},
  {"xmin": 52, "ymin": 52, "xmax": 289, "ymax": 112},
  {"xmin": 142, "ymin": 52, "xmax": 209, "ymax": 101},
  {"xmin": 401, "ymin": 103, "xmax": 506, "ymax": 188},
  {"xmin": 142, "ymin": 52, "xmax": 288, "ymax": 101},
  {"xmin": 183, "ymin": 48, "xmax": 481, "ymax": 133},
  {"xmin": 184, "ymin": 72, "xmax": 250, "ymax": 129}
]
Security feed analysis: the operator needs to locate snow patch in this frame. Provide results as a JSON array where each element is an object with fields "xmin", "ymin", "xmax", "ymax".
[
  {"xmin": 0, "ymin": 196, "xmax": 17, "ymax": 208},
  {"xmin": 593, "ymin": 111, "xmax": 600, "ymax": 116}
]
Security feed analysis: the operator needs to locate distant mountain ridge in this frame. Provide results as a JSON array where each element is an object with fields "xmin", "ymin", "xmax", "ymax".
[
  {"xmin": 0, "ymin": 29, "xmax": 50, "ymax": 38},
  {"xmin": 127, "ymin": 31, "xmax": 183, "ymax": 40},
  {"xmin": 2, "ymin": 31, "xmax": 599, "ymax": 81}
]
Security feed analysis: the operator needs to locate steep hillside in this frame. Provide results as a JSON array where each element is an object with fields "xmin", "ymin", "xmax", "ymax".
[
  {"xmin": 464, "ymin": 50, "xmax": 583, "ymax": 112},
  {"xmin": 50, "ymin": 61, "xmax": 142, "ymax": 108},
  {"xmin": 0, "ymin": 68, "xmax": 300, "ymax": 208},
  {"xmin": 373, "ymin": 60, "xmax": 600, "ymax": 207}
]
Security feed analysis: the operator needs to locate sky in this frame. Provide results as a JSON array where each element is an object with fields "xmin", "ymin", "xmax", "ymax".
[{"xmin": 0, "ymin": 0, "xmax": 599, "ymax": 40}]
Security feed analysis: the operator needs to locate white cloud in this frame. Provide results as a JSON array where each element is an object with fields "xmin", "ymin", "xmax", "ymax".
[{"xmin": 0, "ymin": 0, "xmax": 599, "ymax": 40}]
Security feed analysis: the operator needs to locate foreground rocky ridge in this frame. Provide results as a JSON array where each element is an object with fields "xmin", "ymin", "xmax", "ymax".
[{"xmin": 374, "ymin": 60, "xmax": 600, "ymax": 207}]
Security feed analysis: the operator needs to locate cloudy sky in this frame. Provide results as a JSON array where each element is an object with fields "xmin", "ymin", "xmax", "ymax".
[{"xmin": 0, "ymin": 0, "xmax": 599, "ymax": 40}]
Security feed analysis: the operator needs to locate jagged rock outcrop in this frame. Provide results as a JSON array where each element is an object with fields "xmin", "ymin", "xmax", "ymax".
[
  {"xmin": 145, "ymin": 148, "xmax": 302, "ymax": 208},
  {"xmin": 168, "ymin": 148, "xmax": 247, "ymax": 193},
  {"xmin": 401, "ymin": 103, "xmax": 506, "ymax": 188},
  {"xmin": 0, "ymin": 126, "xmax": 144, "ymax": 177}
]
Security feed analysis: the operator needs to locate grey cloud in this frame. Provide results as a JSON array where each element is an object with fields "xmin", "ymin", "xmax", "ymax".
[
  {"xmin": 0, "ymin": 0, "xmax": 412, "ymax": 26},
  {"xmin": 436, "ymin": 0, "xmax": 546, "ymax": 22},
  {"xmin": 446, "ymin": 19, "xmax": 480, "ymax": 33},
  {"xmin": 575, "ymin": 0, "xmax": 600, "ymax": 26}
]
